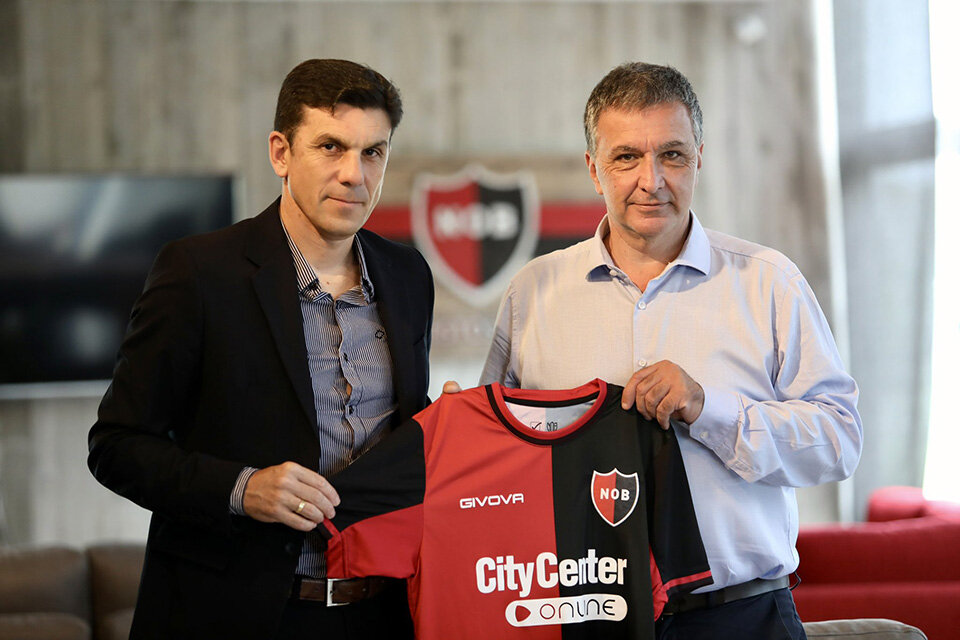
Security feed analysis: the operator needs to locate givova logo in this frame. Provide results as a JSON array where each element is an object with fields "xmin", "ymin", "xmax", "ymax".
[
  {"xmin": 459, "ymin": 493, "xmax": 524, "ymax": 509},
  {"xmin": 505, "ymin": 594, "xmax": 627, "ymax": 627}
]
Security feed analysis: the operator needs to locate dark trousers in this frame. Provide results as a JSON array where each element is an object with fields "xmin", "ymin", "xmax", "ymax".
[
  {"xmin": 656, "ymin": 588, "xmax": 807, "ymax": 640},
  {"xmin": 275, "ymin": 581, "xmax": 414, "ymax": 640}
]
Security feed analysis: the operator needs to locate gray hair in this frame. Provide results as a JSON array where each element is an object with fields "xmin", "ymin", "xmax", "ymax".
[{"xmin": 583, "ymin": 62, "xmax": 703, "ymax": 153}]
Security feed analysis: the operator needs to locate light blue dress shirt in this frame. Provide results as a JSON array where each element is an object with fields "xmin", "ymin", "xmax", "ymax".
[{"xmin": 480, "ymin": 212, "xmax": 862, "ymax": 592}]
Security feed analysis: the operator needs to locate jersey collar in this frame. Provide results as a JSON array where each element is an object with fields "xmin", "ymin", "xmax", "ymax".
[{"xmin": 486, "ymin": 379, "xmax": 609, "ymax": 444}]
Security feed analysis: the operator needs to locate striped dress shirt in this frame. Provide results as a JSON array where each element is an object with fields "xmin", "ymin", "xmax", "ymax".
[{"xmin": 231, "ymin": 224, "xmax": 397, "ymax": 578}]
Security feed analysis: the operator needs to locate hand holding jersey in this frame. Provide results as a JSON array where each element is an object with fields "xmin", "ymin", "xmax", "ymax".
[
  {"xmin": 242, "ymin": 461, "xmax": 340, "ymax": 531},
  {"xmin": 621, "ymin": 361, "xmax": 704, "ymax": 430}
]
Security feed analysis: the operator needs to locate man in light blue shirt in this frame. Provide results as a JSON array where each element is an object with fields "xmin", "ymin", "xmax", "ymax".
[{"xmin": 479, "ymin": 62, "xmax": 862, "ymax": 639}]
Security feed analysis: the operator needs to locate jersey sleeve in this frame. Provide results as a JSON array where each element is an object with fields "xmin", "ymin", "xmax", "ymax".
[
  {"xmin": 319, "ymin": 416, "xmax": 427, "ymax": 580},
  {"xmin": 647, "ymin": 427, "xmax": 713, "ymax": 603}
]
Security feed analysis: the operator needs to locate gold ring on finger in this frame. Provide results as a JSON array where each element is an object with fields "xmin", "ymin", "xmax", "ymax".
[{"xmin": 295, "ymin": 500, "xmax": 307, "ymax": 515}]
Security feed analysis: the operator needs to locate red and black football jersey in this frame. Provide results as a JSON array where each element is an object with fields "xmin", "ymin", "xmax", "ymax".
[{"xmin": 320, "ymin": 379, "xmax": 712, "ymax": 640}]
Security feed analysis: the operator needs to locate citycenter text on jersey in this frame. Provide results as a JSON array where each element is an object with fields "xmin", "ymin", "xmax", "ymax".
[{"xmin": 475, "ymin": 549, "xmax": 628, "ymax": 598}]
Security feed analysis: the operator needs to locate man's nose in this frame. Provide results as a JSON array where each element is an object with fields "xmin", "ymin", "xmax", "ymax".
[
  {"xmin": 338, "ymin": 152, "xmax": 364, "ymax": 186},
  {"xmin": 637, "ymin": 158, "xmax": 664, "ymax": 193}
]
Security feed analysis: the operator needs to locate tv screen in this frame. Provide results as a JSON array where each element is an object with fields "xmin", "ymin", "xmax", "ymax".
[{"xmin": 0, "ymin": 174, "xmax": 235, "ymax": 392}]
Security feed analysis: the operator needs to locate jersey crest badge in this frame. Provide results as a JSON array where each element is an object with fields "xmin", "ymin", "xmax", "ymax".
[
  {"xmin": 411, "ymin": 164, "xmax": 540, "ymax": 306},
  {"xmin": 591, "ymin": 469, "xmax": 639, "ymax": 527}
]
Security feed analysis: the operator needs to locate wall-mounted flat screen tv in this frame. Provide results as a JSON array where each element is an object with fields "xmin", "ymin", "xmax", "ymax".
[{"xmin": 0, "ymin": 175, "xmax": 235, "ymax": 393}]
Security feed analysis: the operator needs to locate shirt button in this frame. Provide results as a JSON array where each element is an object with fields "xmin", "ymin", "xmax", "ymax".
[
  {"xmin": 637, "ymin": 301, "xmax": 647, "ymax": 310},
  {"xmin": 638, "ymin": 360, "xmax": 647, "ymax": 368},
  {"xmin": 608, "ymin": 269, "xmax": 617, "ymax": 277}
]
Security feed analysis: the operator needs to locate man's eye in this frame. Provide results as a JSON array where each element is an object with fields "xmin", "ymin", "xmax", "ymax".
[
  {"xmin": 616, "ymin": 154, "xmax": 636, "ymax": 162},
  {"xmin": 364, "ymin": 148, "xmax": 383, "ymax": 158},
  {"xmin": 320, "ymin": 143, "xmax": 338, "ymax": 152}
]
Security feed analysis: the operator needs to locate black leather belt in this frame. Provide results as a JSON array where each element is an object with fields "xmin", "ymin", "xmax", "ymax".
[
  {"xmin": 289, "ymin": 576, "xmax": 395, "ymax": 607},
  {"xmin": 662, "ymin": 576, "xmax": 791, "ymax": 615}
]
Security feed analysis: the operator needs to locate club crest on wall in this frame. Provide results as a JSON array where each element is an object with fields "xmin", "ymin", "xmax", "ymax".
[{"xmin": 411, "ymin": 165, "xmax": 540, "ymax": 306}]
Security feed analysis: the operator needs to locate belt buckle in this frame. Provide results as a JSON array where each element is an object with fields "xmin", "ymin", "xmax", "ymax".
[{"xmin": 326, "ymin": 578, "xmax": 349, "ymax": 607}]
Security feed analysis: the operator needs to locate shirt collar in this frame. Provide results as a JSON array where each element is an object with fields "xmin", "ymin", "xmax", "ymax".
[
  {"xmin": 586, "ymin": 211, "xmax": 711, "ymax": 280},
  {"xmin": 280, "ymin": 221, "xmax": 375, "ymax": 302},
  {"xmin": 674, "ymin": 211, "xmax": 711, "ymax": 275},
  {"xmin": 585, "ymin": 216, "xmax": 618, "ymax": 281}
]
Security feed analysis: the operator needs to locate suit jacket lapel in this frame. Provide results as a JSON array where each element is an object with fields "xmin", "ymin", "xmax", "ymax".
[
  {"xmin": 245, "ymin": 200, "xmax": 317, "ymax": 432},
  {"xmin": 359, "ymin": 230, "xmax": 416, "ymax": 422}
]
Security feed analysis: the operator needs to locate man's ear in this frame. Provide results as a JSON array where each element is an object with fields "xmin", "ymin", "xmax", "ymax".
[
  {"xmin": 585, "ymin": 150, "xmax": 603, "ymax": 195},
  {"xmin": 268, "ymin": 131, "xmax": 290, "ymax": 179}
]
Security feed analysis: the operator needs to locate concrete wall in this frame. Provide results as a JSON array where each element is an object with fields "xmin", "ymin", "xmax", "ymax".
[{"xmin": 0, "ymin": 0, "xmax": 845, "ymax": 546}]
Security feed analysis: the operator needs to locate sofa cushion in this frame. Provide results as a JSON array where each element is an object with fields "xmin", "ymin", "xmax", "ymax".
[
  {"xmin": 0, "ymin": 547, "xmax": 89, "ymax": 619},
  {"xmin": 0, "ymin": 612, "xmax": 90, "ymax": 640},
  {"xmin": 86, "ymin": 544, "xmax": 143, "ymax": 618},
  {"xmin": 86, "ymin": 543, "xmax": 143, "ymax": 640},
  {"xmin": 803, "ymin": 618, "xmax": 926, "ymax": 639}
]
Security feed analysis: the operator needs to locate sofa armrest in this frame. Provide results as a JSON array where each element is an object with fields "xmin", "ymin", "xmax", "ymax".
[
  {"xmin": 868, "ymin": 486, "xmax": 960, "ymax": 522},
  {"xmin": 797, "ymin": 517, "xmax": 960, "ymax": 583}
]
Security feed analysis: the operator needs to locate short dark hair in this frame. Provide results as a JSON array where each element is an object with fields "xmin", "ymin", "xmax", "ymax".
[
  {"xmin": 273, "ymin": 59, "xmax": 403, "ymax": 144},
  {"xmin": 584, "ymin": 62, "xmax": 703, "ymax": 153}
]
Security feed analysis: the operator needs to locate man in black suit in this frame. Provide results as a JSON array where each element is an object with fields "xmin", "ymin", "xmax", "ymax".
[{"xmin": 88, "ymin": 59, "xmax": 433, "ymax": 639}]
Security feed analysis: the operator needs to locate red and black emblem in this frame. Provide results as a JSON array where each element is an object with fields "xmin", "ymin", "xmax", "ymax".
[
  {"xmin": 591, "ymin": 469, "xmax": 639, "ymax": 527},
  {"xmin": 411, "ymin": 165, "xmax": 539, "ymax": 306}
]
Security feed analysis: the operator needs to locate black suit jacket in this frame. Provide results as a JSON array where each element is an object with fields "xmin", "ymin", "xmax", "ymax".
[{"xmin": 88, "ymin": 199, "xmax": 433, "ymax": 639}]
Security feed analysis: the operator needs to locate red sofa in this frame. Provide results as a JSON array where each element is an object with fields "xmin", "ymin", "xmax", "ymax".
[{"xmin": 793, "ymin": 487, "xmax": 960, "ymax": 640}]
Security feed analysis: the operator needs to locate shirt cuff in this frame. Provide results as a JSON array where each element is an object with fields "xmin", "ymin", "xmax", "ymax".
[
  {"xmin": 686, "ymin": 386, "xmax": 741, "ymax": 458},
  {"xmin": 229, "ymin": 466, "xmax": 259, "ymax": 516}
]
